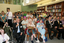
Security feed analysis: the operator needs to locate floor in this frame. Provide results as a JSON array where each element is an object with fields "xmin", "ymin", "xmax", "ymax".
[{"xmin": 10, "ymin": 37, "xmax": 64, "ymax": 43}]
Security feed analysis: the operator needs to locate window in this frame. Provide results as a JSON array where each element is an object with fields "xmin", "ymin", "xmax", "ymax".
[{"xmin": 25, "ymin": 0, "xmax": 29, "ymax": 3}]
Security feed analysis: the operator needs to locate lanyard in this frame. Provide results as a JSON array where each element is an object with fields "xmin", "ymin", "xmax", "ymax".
[{"xmin": 1, "ymin": 35, "xmax": 5, "ymax": 41}]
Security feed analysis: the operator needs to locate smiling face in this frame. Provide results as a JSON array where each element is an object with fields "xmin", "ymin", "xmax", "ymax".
[
  {"xmin": 57, "ymin": 17, "xmax": 60, "ymax": 20},
  {"xmin": 1, "ymin": 29, "xmax": 4, "ymax": 34},
  {"xmin": 28, "ymin": 19, "xmax": 32, "ymax": 24},
  {"xmin": 40, "ymin": 20, "xmax": 42, "ymax": 23},
  {"xmin": 1, "ymin": 11, "xmax": 4, "ymax": 15},
  {"xmin": 16, "ymin": 19, "xmax": 20, "ymax": 23}
]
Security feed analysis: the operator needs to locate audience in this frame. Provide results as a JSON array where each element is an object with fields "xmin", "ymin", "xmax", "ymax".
[
  {"xmin": 27, "ymin": 19, "xmax": 37, "ymax": 43},
  {"xmin": 0, "ymin": 10, "xmax": 64, "ymax": 43}
]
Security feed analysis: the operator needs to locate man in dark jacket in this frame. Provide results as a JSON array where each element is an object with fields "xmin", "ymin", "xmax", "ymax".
[
  {"xmin": 13, "ymin": 18, "xmax": 25, "ymax": 43},
  {"xmin": 46, "ymin": 17, "xmax": 57, "ymax": 39},
  {"xmin": 54, "ymin": 17, "xmax": 64, "ymax": 39}
]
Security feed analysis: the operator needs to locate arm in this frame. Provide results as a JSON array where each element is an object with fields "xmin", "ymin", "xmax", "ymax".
[
  {"xmin": 5, "ymin": 34, "xmax": 10, "ymax": 42},
  {"xmin": 20, "ymin": 24, "xmax": 25, "ymax": 35},
  {"xmin": 46, "ymin": 21, "xmax": 50, "ymax": 28}
]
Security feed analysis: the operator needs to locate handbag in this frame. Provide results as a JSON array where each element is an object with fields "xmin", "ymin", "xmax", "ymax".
[
  {"xmin": 2, "ymin": 41, "xmax": 6, "ymax": 43},
  {"xmin": 39, "ymin": 37, "xmax": 43, "ymax": 42},
  {"xmin": 45, "ymin": 37, "xmax": 48, "ymax": 42}
]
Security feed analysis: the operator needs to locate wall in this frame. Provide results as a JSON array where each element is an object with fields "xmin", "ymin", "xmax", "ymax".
[
  {"xmin": 37, "ymin": 0, "xmax": 64, "ymax": 7},
  {"xmin": 21, "ymin": 4, "xmax": 37, "ymax": 12},
  {"xmin": 21, "ymin": 0, "xmax": 37, "ymax": 12},
  {"xmin": 0, "ymin": 4, "xmax": 21, "ymax": 13}
]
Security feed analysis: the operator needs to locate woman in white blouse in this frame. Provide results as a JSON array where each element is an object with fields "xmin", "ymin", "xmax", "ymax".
[{"xmin": 0, "ymin": 29, "xmax": 10, "ymax": 43}]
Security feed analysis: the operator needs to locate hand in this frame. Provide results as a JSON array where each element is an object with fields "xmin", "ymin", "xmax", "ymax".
[
  {"xmin": 6, "ymin": 14, "xmax": 8, "ymax": 16},
  {"xmin": 20, "ymin": 33, "xmax": 22, "ymax": 35},
  {"xmin": 40, "ymin": 25, "xmax": 42, "ymax": 26},
  {"xmin": 51, "ymin": 21, "xmax": 52, "ymax": 22},
  {"xmin": 59, "ymin": 27, "xmax": 63, "ymax": 29},
  {"xmin": 55, "ymin": 26, "xmax": 57, "ymax": 29},
  {"xmin": 16, "ymin": 24, "xmax": 19, "ymax": 27},
  {"xmin": 2, "ymin": 20, "xmax": 5, "ymax": 23}
]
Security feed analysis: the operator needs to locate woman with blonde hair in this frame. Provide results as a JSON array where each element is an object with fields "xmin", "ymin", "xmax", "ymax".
[{"xmin": 27, "ymin": 19, "xmax": 37, "ymax": 43}]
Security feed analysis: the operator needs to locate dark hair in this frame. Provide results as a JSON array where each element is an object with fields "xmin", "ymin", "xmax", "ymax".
[
  {"xmin": 0, "ymin": 28, "xmax": 5, "ymax": 34},
  {"xmin": 7, "ymin": 8, "xmax": 10, "ymax": 10},
  {"xmin": 1, "ymin": 11, "xmax": 4, "ymax": 12},
  {"xmin": 39, "ymin": 19, "xmax": 42, "ymax": 22}
]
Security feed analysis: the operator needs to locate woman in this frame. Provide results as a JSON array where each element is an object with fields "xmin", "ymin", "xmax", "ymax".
[
  {"xmin": 20, "ymin": 17, "xmax": 23, "ymax": 22},
  {"xmin": 21, "ymin": 16, "xmax": 28, "ymax": 29},
  {"xmin": 0, "ymin": 29, "xmax": 10, "ymax": 43},
  {"xmin": 27, "ymin": 19, "xmax": 37, "ymax": 43},
  {"xmin": 1, "ymin": 11, "xmax": 6, "ymax": 27},
  {"xmin": 30, "ymin": 13, "xmax": 33, "ymax": 18},
  {"xmin": 37, "ymin": 19, "xmax": 45, "ymax": 43},
  {"xmin": 26, "ymin": 12, "xmax": 30, "ymax": 18}
]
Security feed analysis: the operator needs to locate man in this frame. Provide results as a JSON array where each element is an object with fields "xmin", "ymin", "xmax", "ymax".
[
  {"xmin": 6, "ymin": 8, "xmax": 12, "ymax": 27},
  {"xmin": 46, "ymin": 17, "xmax": 57, "ymax": 39},
  {"xmin": 54, "ymin": 17, "xmax": 63, "ymax": 40},
  {"xmin": 13, "ymin": 18, "xmax": 25, "ymax": 43}
]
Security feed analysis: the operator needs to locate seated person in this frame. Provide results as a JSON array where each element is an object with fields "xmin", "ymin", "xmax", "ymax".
[
  {"xmin": 27, "ymin": 19, "xmax": 37, "ymax": 43},
  {"xmin": 13, "ymin": 18, "xmax": 25, "ymax": 43},
  {"xmin": 3, "ymin": 22, "xmax": 11, "ymax": 38},
  {"xmin": 13, "ymin": 18, "xmax": 17, "ymax": 38},
  {"xmin": 37, "ymin": 19, "xmax": 46, "ymax": 43},
  {"xmin": 21, "ymin": 16, "xmax": 28, "ymax": 30},
  {"xmin": 21, "ymin": 16, "xmax": 28, "ymax": 41},
  {"xmin": 54, "ymin": 17, "xmax": 64, "ymax": 39},
  {"xmin": 0, "ymin": 29, "xmax": 10, "ymax": 43}
]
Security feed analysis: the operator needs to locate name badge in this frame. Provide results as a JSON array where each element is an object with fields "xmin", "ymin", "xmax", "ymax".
[
  {"xmin": 20, "ymin": 26, "xmax": 22, "ymax": 28},
  {"xmin": 60, "ymin": 23, "xmax": 62, "ymax": 24}
]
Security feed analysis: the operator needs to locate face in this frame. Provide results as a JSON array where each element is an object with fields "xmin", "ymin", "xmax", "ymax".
[
  {"xmin": 25, "ymin": 12, "xmax": 26, "ymax": 13},
  {"xmin": 14, "ymin": 20, "xmax": 16, "ymax": 23},
  {"xmin": 57, "ymin": 17, "xmax": 59, "ymax": 20},
  {"xmin": 34, "ymin": 16, "xmax": 35, "ymax": 18},
  {"xmin": 49, "ymin": 17, "xmax": 51, "ymax": 20},
  {"xmin": 7, "ymin": 9, "xmax": 10, "ymax": 12},
  {"xmin": 21, "ymin": 17, "xmax": 23, "ymax": 20},
  {"xmin": 17, "ymin": 16, "xmax": 19, "ymax": 18},
  {"xmin": 16, "ymin": 19, "xmax": 20, "ymax": 23},
  {"xmin": 29, "ymin": 19, "xmax": 32, "ymax": 24},
  {"xmin": 24, "ymin": 18, "xmax": 26, "ymax": 20},
  {"xmin": 1, "ymin": 30, "xmax": 4, "ymax": 34},
  {"xmin": 6, "ymin": 22, "xmax": 8, "ymax": 26},
  {"xmin": 1, "ymin": 11, "xmax": 4, "ymax": 15},
  {"xmin": 54, "ymin": 17, "xmax": 56, "ymax": 19},
  {"xmin": 40, "ymin": 20, "xmax": 42, "ymax": 23}
]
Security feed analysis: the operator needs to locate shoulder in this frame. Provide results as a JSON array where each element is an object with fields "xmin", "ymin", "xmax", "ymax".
[{"xmin": 4, "ymin": 33, "xmax": 8, "ymax": 36}]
